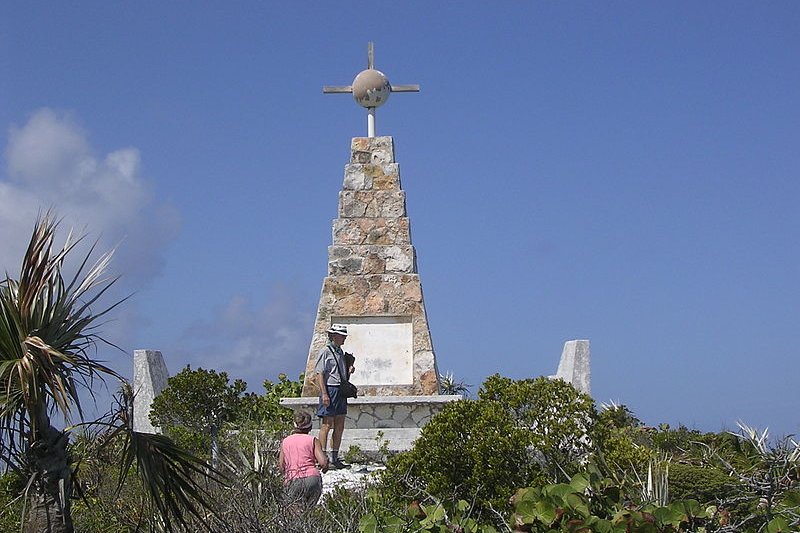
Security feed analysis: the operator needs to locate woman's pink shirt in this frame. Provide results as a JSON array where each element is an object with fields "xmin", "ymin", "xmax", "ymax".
[{"xmin": 281, "ymin": 433, "xmax": 321, "ymax": 481}]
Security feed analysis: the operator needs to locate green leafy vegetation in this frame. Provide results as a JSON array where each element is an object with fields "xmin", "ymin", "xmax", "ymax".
[
  {"xmin": 479, "ymin": 374, "xmax": 599, "ymax": 480},
  {"xmin": 150, "ymin": 365, "xmax": 247, "ymax": 458},
  {"xmin": 3, "ymin": 217, "xmax": 798, "ymax": 532},
  {"xmin": 0, "ymin": 215, "xmax": 223, "ymax": 533},
  {"xmin": 381, "ymin": 397, "xmax": 537, "ymax": 516}
]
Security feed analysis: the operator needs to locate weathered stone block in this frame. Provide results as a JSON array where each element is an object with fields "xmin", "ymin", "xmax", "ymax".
[
  {"xmin": 339, "ymin": 190, "xmax": 406, "ymax": 218},
  {"xmin": 351, "ymin": 136, "xmax": 394, "ymax": 164},
  {"xmin": 343, "ymin": 163, "xmax": 401, "ymax": 191},
  {"xmin": 414, "ymin": 351, "xmax": 436, "ymax": 375},
  {"xmin": 328, "ymin": 245, "xmax": 415, "ymax": 275},
  {"xmin": 332, "ymin": 217, "xmax": 411, "ymax": 245},
  {"xmin": 340, "ymin": 193, "xmax": 368, "ymax": 217},
  {"xmin": 393, "ymin": 404, "xmax": 413, "ymax": 425},
  {"xmin": 419, "ymin": 370, "xmax": 439, "ymax": 395},
  {"xmin": 384, "ymin": 244, "xmax": 413, "ymax": 272}
]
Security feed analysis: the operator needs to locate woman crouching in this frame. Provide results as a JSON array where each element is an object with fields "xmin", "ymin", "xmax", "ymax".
[{"xmin": 278, "ymin": 411, "xmax": 330, "ymax": 509}]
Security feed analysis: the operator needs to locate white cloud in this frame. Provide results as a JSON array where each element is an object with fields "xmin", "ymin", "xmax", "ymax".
[
  {"xmin": 0, "ymin": 108, "xmax": 180, "ymax": 285},
  {"xmin": 0, "ymin": 109, "xmax": 310, "ymax": 393},
  {"xmin": 173, "ymin": 285, "xmax": 313, "ymax": 390},
  {"xmin": 1, "ymin": 108, "xmax": 181, "ymax": 359}
]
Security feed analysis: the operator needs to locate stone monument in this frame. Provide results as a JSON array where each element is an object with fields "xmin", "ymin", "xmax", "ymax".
[
  {"xmin": 132, "ymin": 349, "xmax": 169, "ymax": 433},
  {"xmin": 553, "ymin": 339, "xmax": 591, "ymax": 396},
  {"xmin": 281, "ymin": 44, "xmax": 460, "ymax": 452}
]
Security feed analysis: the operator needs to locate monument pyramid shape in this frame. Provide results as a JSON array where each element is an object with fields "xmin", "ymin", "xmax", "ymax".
[{"xmin": 301, "ymin": 136, "xmax": 440, "ymax": 397}]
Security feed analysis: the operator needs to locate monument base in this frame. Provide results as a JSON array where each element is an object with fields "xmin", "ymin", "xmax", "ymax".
[{"xmin": 279, "ymin": 395, "xmax": 462, "ymax": 452}]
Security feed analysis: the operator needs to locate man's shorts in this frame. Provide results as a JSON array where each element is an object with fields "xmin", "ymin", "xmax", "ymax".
[{"xmin": 317, "ymin": 384, "xmax": 348, "ymax": 417}]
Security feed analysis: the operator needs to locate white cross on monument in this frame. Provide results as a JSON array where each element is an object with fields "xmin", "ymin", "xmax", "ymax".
[{"xmin": 323, "ymin": 42, "xmax": 420, "ymax": 138}]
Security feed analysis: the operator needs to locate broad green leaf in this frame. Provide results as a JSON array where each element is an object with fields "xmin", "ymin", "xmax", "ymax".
[
  {"xmin": 358, "ymin": 514, "xmax": 378, "ymax": 533},
  {"xmin": 431, "ymin": 504, "xmax": 446, "ymax": 522},
  {"xmin": 535, "ymin": 500, "xmax": 558, "ymax": 525},
  {"xmin": 514, "ymin": 486, "xmax": 539, "ymax": 503},
  {"xmin": 421, "ymin": 503, "xmax": 447, "ymax": 528},
  {"xmin": 572, "ymin": 503, "xmax": 591, "ymax": 519},
  {"xmin": 515, "ymin": 501, "xmax": 537, "ymax": 523},
  {"xmin": 462, "ymin": 517, "xmax": 477, "ymax": 532},
  {"xmin": 385, "ymin": 516, "xmax": 405, "ymax": 533},
  {"xmin": 570, "ymin": 473, "xmax": 590, "ymax": 493},
  {"xmin": 767, "ymin": 516, "xmax": 790, "ymax": 533},
  {"xmin": 682, "ymin": 499, "xmax": 702, "ymax": 516},
  {"xmin": 546, "ymin": 483, "xmax": 578, "ymax": 499},
  {"xmin": 590, "ymin": 518, "xmax": 614, "ymax": 533},
  {"xmin": 653, "ymin": 505, "xmax": 684, "ymax": 527},
  {"xmin": 612, "ymin": 509, "xmax": 632, "ymax": 524},
  {"xmin": 565, "ymin": 492, "xmax": 588, "ymax": 511},
  {"xmin": 782, "ymin": 489, "xmax": 800, "ymax": 507}
]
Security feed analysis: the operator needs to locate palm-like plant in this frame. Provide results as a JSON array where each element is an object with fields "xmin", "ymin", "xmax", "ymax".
[{"xmin": 0, "ymin": 214, "xmax": 222, "ymax": 532}]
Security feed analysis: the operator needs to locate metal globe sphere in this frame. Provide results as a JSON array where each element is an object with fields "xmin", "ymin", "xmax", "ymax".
[{"xmin": 352, "ymin": 69, "xmax": 391, "ymax": 109}]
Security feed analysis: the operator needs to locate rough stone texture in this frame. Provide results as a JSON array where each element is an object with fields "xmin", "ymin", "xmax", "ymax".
[
  {"xmin": 133, "ymin": 350, "xmax": 169, "ymax": 434},
  {"xmin": 332, "ymin": 217, "xmax": 411, "ymax": 245},
  {"xmin": 554, "ymin": 340, "xmax": 591, "ymax": 396},
  {"xmin": 281, "ymin": 395, "xmax": 461, "ymax": 432},
  {"xmin": 328, "ymin": 245, "xmax": 416, "ymax": 276},
  {"xmin": 350, "ymin": 137, "xmax": 394, "ymax": 164},
  {"xmin": 300, "ymin": 137, "xmax": 440, "ymax": 399},
  {"xmin": 343, "ymin": 164, "xmax": 402, "ymax": 191},
  {"xmin": 339, "ymin": 191, "xmax": 406, "ymax": 218}
]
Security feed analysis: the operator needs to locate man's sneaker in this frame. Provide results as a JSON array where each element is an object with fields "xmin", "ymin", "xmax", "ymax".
[{"xmin": 331, "ymin": 458, "xmax": 351, "ymax": 470}]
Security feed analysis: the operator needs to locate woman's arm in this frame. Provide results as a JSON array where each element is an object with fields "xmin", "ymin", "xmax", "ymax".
[
  {"xmin": 314, "ymin": 437, "xmax": 329, "ymax": 473},
  {"xmin": 278, "ymin": 444, "xmax": 286, "ymax": 474}
]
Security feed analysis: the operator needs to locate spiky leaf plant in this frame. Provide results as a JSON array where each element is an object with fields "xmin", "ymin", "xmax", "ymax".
[{"xmin": 0, "ymin": 214, "xmax": 223, "ymax": 532}]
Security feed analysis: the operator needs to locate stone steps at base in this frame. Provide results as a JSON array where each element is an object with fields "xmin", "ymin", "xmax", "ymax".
[{"xmin": 312, "ymin": 427, "xmax": 421, "ymax": 453}]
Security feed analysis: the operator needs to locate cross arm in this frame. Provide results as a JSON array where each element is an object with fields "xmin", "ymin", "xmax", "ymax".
[
  {"xmin": 323, "ymin": 86, "xmax": 353, "ymax": 94},
  {"xmin": 390, "ymin": 84, "xmax": 420, "ymax": 92}
]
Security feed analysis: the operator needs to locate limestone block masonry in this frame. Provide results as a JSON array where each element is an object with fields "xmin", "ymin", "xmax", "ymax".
[
  {"xmin": 281, "ymin": 395, "xmax": 461, "ymax": 430},
  {"xmin": 301, "ymin": 137, "xmax": 440, "ymax": 397}
]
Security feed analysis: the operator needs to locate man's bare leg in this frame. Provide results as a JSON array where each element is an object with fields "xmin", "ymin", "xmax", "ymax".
[
  {"xmin": 331, "ymin": 415, "xmax": 346, "ymax": 451},
  {"xmin": 319, "ymin": 416, "xmax": 334, "ymax": 456},
  {"xmin": 330, "ymin": 414, "xmax": 349, "ymax": 468}
]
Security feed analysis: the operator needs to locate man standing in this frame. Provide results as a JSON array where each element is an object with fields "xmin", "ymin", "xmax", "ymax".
[{"xmin": 315, "ymin": 323, "xmax": 355, "ymax": 469}]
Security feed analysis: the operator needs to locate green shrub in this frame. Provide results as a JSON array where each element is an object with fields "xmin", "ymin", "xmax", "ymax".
[
  {"xmin": 380, "ymin": 397, "xmax": 539, "ymax": 516},
  {"xmin": 668, "ymin": 463, "xmax": 741, "ymax": 505},
  {"xmin": 150, "ymin": 365, "xmax": 247, "ymax": 458},
  {"xmin": 597, "ymin": 429, "xmax": 653, "ymax": 476},
  {"xmin": 359, "ymin": 498, "xmax": 500, "ymax": 533},
  {"xmin": 479, "ymin": 374, "xmax": 598, "ymax": 481},
  {"xmin": 0, "ymin": 471, "xmax": 23, "ymax": 532},
  {"xmin": 651, "ymin": 424, "xmax": 706, "ymax": 455},
  {"xmin": 511, "ymin": 469, "xmax": 716, "ymax": 532}
]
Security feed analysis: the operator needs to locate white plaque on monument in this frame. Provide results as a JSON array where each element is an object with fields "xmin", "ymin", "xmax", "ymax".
[{"xmin": 335, "ymin": 316, "xmax": 413, "ymax": 386}]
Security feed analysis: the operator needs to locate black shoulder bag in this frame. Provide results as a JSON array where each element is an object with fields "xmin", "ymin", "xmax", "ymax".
[{"xmin": 330, "ymin": 346, "xmax": 358, "ymax": 399}]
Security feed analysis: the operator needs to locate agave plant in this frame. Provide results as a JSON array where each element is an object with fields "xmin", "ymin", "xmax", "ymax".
[
  {"xmin": 0, "ymin": 214, "xmax": 223, "ymax": 532},
  {"xmin": 438, "ymin": 371, "xmax": 471, "ymax": 396}
]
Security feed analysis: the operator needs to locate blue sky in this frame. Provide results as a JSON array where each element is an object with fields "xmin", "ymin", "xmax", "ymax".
[{"xmin": 2, "ymin": 3, "xmax": 798, "ymax": 437}]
